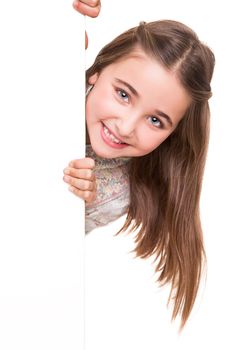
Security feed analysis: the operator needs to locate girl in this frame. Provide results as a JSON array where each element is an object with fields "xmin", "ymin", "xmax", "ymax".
[{"xmin": 63, "ymin": 0, "xmax": 215, "ymax": 329}]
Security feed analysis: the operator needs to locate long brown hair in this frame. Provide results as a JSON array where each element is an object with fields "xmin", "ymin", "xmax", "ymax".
[{"xmin": 86, "ymin": 20, "xmax": 215, "ymax": 329}]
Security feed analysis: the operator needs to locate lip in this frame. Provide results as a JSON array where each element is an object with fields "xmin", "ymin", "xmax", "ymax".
[{"xmin": 100, "ymin": 123, "xmax": 129, "ymax": 149}]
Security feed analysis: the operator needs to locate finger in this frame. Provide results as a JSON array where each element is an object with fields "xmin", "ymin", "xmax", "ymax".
[
  {"xmin": 79, "ymin": 0, "xmax": 100, "ymax": 8},
  {"xmin": 74, "ymin": 0, "xmax": 100, "ymax": 9},
  {"xmin": 85, "ymin": 31, "xmax": 88, "ymax": 49},
  {"xmin": 68, "ymin": 186, "xmax": 96, "ymax": 203},
  {"xmin": 63, "ymin": 175, "xmax": 95, "ymax": 191},
  {"xmin": 64, "ymin": 167, "xmax": 95, "ymax": 181},
  {"xmin": 69, "ymin": 157, "xmax": 95, "ymax": 169},
  {"xmin": 73, "ymin": 0, "xmax": 101, "ymax": 18}
]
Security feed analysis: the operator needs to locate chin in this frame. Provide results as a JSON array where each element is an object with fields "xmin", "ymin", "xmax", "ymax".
[
  {"xmin": 90, "ymin": 142, "xmax": 111, "ymax": 159},
  {"xmin": 93, "ymin": 144, "xmax": 126, "ymax": 159}
]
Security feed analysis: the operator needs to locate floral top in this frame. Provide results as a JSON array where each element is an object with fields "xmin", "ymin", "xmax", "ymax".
[{"xmin": 85, "ymin": 145, "xmax": 131, "ymax": 233}]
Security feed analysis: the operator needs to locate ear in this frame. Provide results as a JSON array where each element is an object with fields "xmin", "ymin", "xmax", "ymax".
[{"xmin": 88, "ymin": 73, "xmax": 99, "ymax": 85}]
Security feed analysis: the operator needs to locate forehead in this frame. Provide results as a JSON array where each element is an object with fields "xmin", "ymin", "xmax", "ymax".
[{"xmin": 100, "ymin": 48, "xmax": 185, "ymax": 96}]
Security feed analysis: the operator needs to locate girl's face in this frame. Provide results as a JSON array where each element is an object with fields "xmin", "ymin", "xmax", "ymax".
[{"xmin": 86, "ymin": 47, "xmax": 191, "ymax": 158}]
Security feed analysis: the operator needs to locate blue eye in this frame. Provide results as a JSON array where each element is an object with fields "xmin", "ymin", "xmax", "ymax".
[
  {"xmin": 148, "ymin": 116, "xmax": 163, "ymax": 128},
  {"xmin": 117, "ymin": 89, "xmax": 129, "ymax": 102}
]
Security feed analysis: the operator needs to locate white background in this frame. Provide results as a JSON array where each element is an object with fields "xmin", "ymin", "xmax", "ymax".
[{"xmin": 0, "ymin": 0, "xmax": 232, "ymax": 349}]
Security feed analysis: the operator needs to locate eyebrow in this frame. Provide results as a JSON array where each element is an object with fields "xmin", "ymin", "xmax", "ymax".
[
  {"xmin": 114, "ymin": 78, "xmax": 174, "ymax": 127},
  {"xmin": 155, "ymin": 110, "xmax": 173, "ymax": 127},
  {"xmin": 114, "ymin": 78, "xmax": 139, "ymax": 97}
]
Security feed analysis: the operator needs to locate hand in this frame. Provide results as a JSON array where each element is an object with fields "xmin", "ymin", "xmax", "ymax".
[
  {"xmin": 73, "ymin": 0, "xmax": 101, "ymax": 49},
  {"xmin": 73, "ymin": 0, "xmax": 101, "ymax": 18},
  {"xmin": 63, "ymin": 158, "xmax": 96, "ymax": 203}
]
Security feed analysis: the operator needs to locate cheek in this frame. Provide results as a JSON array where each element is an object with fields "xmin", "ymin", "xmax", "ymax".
[
  {"xmin": 86, "ymin": 91, "xmax": 118, "ymax": 120},
  {"xmin": 85, "ymin": 95, "xmax": 102, "ymax": 122},
  {"xmin": 139, "ymin": 130, "xmax": 172, "ymax": 152}
]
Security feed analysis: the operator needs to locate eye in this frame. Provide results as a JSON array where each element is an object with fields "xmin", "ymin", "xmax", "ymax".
[
  {"xmin": 117, "ymin": 89, "xmax": 129, "ymax": 103},
  {"xmin": 148, "ymin": 116, "xmax": 163, "ymax": 128}
]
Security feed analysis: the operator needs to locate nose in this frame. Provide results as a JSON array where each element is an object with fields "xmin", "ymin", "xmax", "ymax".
[{"xmin": 115, "ymin": 115, "xmax": 139, "ymax": 139}]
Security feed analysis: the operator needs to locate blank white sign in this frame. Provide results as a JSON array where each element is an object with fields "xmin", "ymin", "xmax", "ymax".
[{"xmin": 0, "ymin": 1, "xmax": 85, "ymax": 349}]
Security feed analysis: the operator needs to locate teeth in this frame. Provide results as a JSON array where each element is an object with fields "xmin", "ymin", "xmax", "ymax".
[{"xmin": 103, "ymin": 126, "xmax": 123, "ymax": 144}]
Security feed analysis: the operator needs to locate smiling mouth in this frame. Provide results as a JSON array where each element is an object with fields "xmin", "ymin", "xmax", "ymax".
[{"xmin": 103, "ymin": 124, "xmax": 126, "ymax": 145}]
